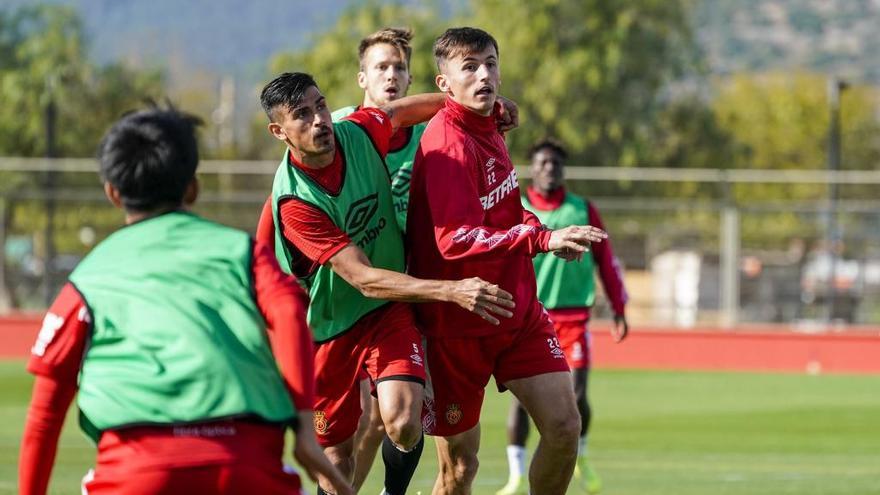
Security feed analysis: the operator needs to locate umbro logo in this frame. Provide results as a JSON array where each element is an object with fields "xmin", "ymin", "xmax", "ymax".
[
  {"xmin": 345, "ymin": 194, "xmax": 379, "ymax": 236},
  {"xmin": 391, "ymin": 168, "xmax": 411, "ymax": 196}
]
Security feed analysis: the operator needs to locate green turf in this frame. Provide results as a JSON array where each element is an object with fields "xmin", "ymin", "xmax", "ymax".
[{"xmin": 2, "ymin": 361, "xmax": 879, "ymax": 494}]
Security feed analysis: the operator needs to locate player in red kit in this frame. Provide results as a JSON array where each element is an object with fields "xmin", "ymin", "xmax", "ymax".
[
  {"xmin": 260, "ymin": 72, "xmax": 519, "ymax": 495},
  {"xmin": 406, "ymin": 28, "xmax": 608, "ymax": 495},
  {"xmin": 498, "ymin": 138, "xmax": 630, "ymax": 495}
]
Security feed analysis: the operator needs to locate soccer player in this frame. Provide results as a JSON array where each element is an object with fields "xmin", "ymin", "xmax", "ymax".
[
  {"xmin": 18, "ymin": 106, "xmax": 352, "ymax": 495},
  {"xmin": 498, "ymin": 138, "xmax": 630, "ymax": 495},
  {"xmin": 406, "ymin": 27, "xmax": 609, "ymax": 494},
  {"xmin": 329, "ymin": 27, "xmax": 427, "ymax": 491},
  {"xmin": 260, "ymin": 72, "xmax": 517, "ymax": 495},
  {"xmin": 332, "ymin": 27, "xmax": 422, "ymax": 234}
]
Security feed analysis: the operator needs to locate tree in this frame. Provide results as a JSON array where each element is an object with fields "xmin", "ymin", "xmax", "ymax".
[
  {"xmin": 463, "ymin": 0, "xmax": 705, "ymax": 166},
  {"xmin": 241, "ymin": 1, "xmax": 444, "ymax": 160},
  {"xmin": 269, "ymin": 0, "xmax": 441, "ymax": 106},
  {"xmin": 0, "ymin": 5, "xmax": 165, "ymax": 309},
  {"xmin": 260, "ymin": 0, "xmax": 733, "ymax": 170},
  {"xmin": 712, "ymin": 72, "xmax": 880, "ymax": 201},
  {"xmin": 0, "ymin": 4, "xmax": 164, "ymax": 159}
]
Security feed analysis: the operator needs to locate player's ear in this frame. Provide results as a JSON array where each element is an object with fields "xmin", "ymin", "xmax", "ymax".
[
  {"xmin": 357, "ymin": 71, "xmax": 368, "ymax": 90},
  {"xmin": 435, "ymin": 73, "xmax": 450, "ymax": 93},
  {"xmin": 103, "ymin": 182, "xmax": 123, "ymax": 209},
  {"xmin": 183, "ymin": 177, "xmax": 199, "ymax": 206},
  {"xmin": 267, "ymin": 122, "xmax": 287, "ymax": 142}
]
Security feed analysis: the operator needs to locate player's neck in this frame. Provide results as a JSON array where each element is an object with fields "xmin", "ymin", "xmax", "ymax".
[
  {"xmin": 291, "ymin": 148, "xmax": 334, "ymax": 169},
  {"xmin": 533, "ymin": 185, "xmax": 557, "ymax": 198},
  {"xmin": 448, "ymin": 95, "xmax": 492, "ymax": 117},
  {"xmin": 362, "ymin": 95, "xmax": 380, "ymax": 109},
  {"xmin": 124, "ymin": 207, "xmax": 181, "ymax": 225}
]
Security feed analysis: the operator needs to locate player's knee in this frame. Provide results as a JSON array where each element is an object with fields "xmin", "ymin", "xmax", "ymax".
[
  {"xmin": 323, "ymin": 445, "xmax": 355, "ymax": 476},
  {"xmin": 545, "ymin": 413, "xmax": 581, "ymax": 449},
  {"xmin": 368, "ymin": 415, "xmax": 387, "ymax": 438},
  {"xmin": 441, "ymin": 452, "xmax": 479, "ymax": 486},
  {"xmin": 356, "ymin": 411, "xmax": 372, "ymax": 432},
  {"xmin": 385, "ymin": 414, "xmax": 422, "ymax": 450}
]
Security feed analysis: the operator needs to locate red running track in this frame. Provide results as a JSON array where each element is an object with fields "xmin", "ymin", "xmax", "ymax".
[
  {"xmin": 3, "ymin": 314, "xmax": 879, "ymax": 374},
  {"xmin": 589, "ymin": 323, "xmax": 880, "ymax": 374}
]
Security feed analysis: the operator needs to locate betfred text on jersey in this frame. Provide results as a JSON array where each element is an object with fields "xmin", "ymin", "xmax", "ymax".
[{"xmin": 480, "ymin": 169, "xmax": 518, "ymax": 210}]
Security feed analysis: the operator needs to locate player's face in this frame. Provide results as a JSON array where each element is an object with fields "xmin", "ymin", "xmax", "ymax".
[
  {"xmin": 359, "ymin": 43, "xmax": 411, "ymax": 107},
  {"xmin": 531, "ymin": 148, "xmax": 564, "ymax": 193},
  {"xmin": 270, "ymin": 85, "xmax": 334, "ymax": 159},
  {"xmin": 436, "ymin": 45, "xmax": 500, "ymax": 116}
]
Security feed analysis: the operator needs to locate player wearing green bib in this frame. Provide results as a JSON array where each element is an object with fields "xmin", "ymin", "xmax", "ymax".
[
  {"xmin": 498, "ymin": 139, "xmax": 630, "ymax": 495},
  {"xmin": 260, "ymin": 72, "xmax": 517, "ymax": 495},
  {"xmin": 20, "ymin": 106, "xmax": 351, "ymax": 495},
  {"xmin": 328, "ymin": 27, "xmax": 430, "ymax": 491}
]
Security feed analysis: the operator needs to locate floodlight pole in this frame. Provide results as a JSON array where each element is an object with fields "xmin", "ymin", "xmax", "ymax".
[{"xmin": 826, "ymin": 77, "xmax": 847, "ymax": 323}]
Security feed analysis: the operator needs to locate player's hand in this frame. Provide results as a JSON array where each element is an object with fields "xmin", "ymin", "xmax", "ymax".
[
  {"xmin": 293, "ymin": 412, "xmax": 354, "ymax": 495},
  {"xmin": 494, "ymin": 96, "xmax": 519, "ymax": 133},
  {"xmin": 448, "ymin": 277, "xmax": 515, "ymax": 325},
  {"xmin": 612, "ymin": 314, "xmax": 629, "ymax": 343},
  {"xmin": 553, "ymin": 248, "xmax": 583, "ymax": 262},
  {"xmin": 547, "ymin": 225, "xmax": 607, "ymax": 253}
]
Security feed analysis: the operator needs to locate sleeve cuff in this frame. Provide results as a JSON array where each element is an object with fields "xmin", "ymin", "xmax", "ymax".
[
  {"xmin": 317, "ymin": 241, "xmax": 351, "ymax": 265},
  {"xmin": 536, "ymin": 230, "xmax": 552, "ymax": 253}
]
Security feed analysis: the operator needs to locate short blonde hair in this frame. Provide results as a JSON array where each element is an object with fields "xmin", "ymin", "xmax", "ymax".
[{"xmin": 359, "ymin": 27, "xmax": 413, "ymax": 70}]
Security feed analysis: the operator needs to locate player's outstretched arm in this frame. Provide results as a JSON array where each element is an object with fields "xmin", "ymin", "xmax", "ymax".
[
  {"xmin": 548, "ymin": 225, "xmax": 608, "ymax": 258},
  {"xmin": 327, "ymin": 245, "xmax": 515, "ymax": 325},
  {"xmin": 293, "ymin": 412, "xmax": 354, "ymax": 495},
  {"xmin": 381, "ymin": 93, "xmax": 520, "ymax": 133},
  {"xmin": 380, "ymin": 93, "xmax": 445, "ymax": 131}
]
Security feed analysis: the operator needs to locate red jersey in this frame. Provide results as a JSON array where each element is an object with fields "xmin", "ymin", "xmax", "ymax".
[
  {"xmin": 526, "ymin": 186, "xmax": 628, "ymax": 322},
  {"xmin": 406, "ymin": 98, "xmax": 552, "ymax": 338}
]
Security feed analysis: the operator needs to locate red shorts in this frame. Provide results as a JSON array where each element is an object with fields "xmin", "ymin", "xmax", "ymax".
[
  {"xmin": 82, "ymin": 420, "xmax": 303, "ymax": 494},
  {"xmin": 554, "ymin": 319, "xmax": 592, "ymax": 370},
  {"xmin": 422, "ymin": 305, "xmax": 570, "ymax": 437},
  {"xmin": 313, "ymin": 303, "xmax": 425, "ymax": 447}
]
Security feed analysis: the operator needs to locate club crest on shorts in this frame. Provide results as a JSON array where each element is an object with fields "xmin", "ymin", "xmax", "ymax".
[
  {"xmin": 445, "ymin": 404, "xmax": 463, "ymax": 425},
  {"xmin": 313, "ymin": 411, "xmax": 328, "ymax": 435}
]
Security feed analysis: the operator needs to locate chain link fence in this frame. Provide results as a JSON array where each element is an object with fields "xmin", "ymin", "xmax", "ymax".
[{"xmin": 2, "ymin": 158, "xmax": 879, "ymax": 328}]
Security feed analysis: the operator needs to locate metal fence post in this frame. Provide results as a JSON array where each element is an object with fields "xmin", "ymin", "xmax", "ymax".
[
  {"xmin": 0, "ymin": 197, "xmax": 9, "ymax": 312},
  {"xmin": 720, "ymin": 205, "xmax": 740, "ymax": 327}
]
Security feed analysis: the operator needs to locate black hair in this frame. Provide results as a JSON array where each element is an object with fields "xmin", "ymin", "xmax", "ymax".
[
  {"xmin": 260, "ymin": 72, "xmax": 318, "ymax": 121},
  {"xmin": 97, "ymin": 104, "xmax": 202, "ymax": 213},
  {"xmin": 528, "ymin": 137, "xmax": 568, "ymax": 161},
  {"xmin": 433, "ymin": 27, "xmax": 499, "ymax": 70}
]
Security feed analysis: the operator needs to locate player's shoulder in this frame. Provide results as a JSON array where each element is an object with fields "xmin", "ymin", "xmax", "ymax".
[
  {"xmin": 331, "ymin": 105, "xmax": 358, "ymax": 122},
  {"xmin": 420, "ymin": 109, "xmax": 470, "ymax": 153},
  {"xmin": 565, "ymin": 190, "xmax": 587, "ymax": 203}
]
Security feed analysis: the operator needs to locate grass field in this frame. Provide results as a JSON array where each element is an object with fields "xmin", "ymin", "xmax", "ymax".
[{"xmin": 2, "ymin": 361, "xmax": 879, "ymax": 495}]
